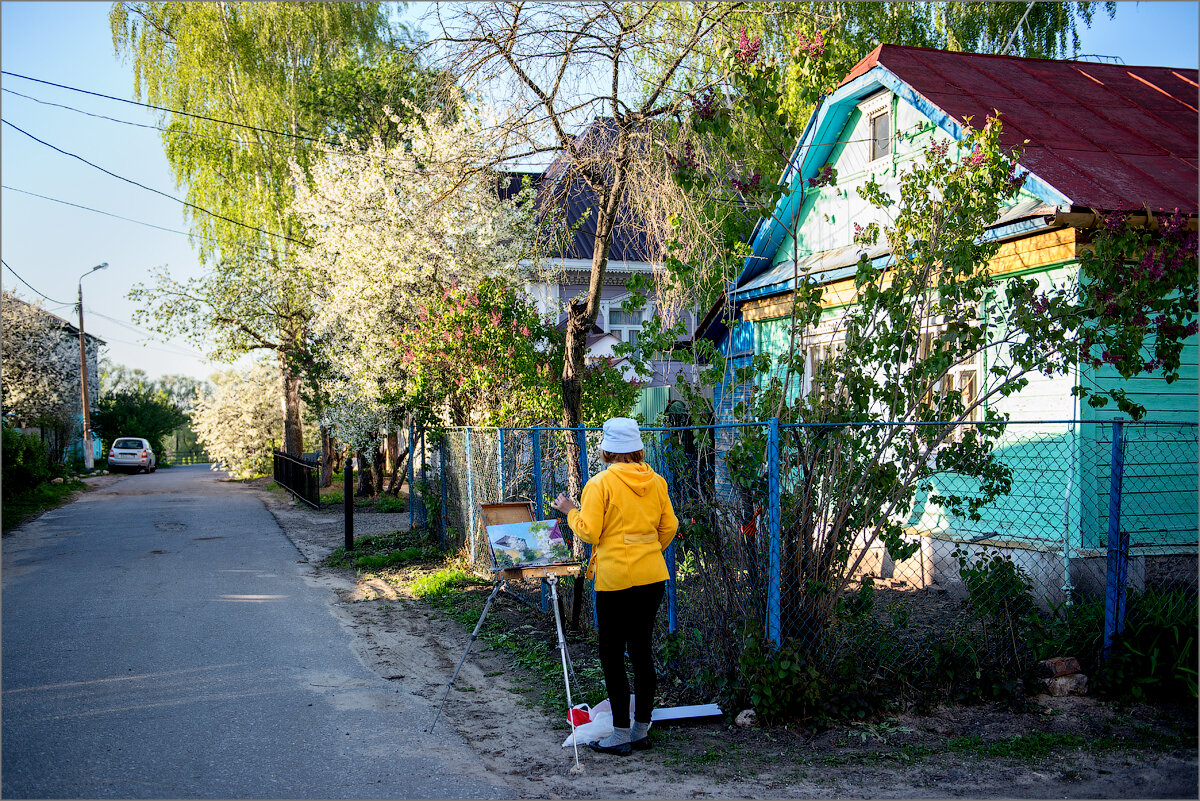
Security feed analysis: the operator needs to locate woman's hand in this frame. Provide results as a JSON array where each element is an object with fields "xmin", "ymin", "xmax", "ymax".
[{"xmin": 551, "ymin": 492, "xmax": 578, "ymax": 514}]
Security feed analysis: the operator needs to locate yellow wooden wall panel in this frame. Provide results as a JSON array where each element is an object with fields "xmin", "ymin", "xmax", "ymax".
[{"xmin": 742, "ymin": 228, "xmax": 1080, "ymax": 321}]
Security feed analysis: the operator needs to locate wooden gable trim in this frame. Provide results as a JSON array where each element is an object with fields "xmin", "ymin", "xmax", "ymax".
[{"xmin": 742, "ymin": 227, "xmax": 1078, "ymax": 322}]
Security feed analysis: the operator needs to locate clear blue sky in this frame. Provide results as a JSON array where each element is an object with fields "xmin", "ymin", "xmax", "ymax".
[{"xmin": 3, "ymin": 1, "xmax": 1197, "ymax": 382}]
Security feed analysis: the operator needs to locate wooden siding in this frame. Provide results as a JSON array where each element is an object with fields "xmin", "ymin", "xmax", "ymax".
[
  {"xmin": 744, "ymin": 227, "xmax": 1079, "ymax": 321},
  {"xmin": 1077, "ymin": 331, "xmax": 1199, "ymax": 550}
]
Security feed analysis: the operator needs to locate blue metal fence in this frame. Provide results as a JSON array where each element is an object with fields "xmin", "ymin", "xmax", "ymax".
[{"xmin": 414, "ymin": 418, "xmax": 1197, "ymax": 695}]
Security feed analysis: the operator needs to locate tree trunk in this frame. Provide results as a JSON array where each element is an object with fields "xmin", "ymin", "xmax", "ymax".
[
  {"xmin": 371, "ymin": 439, "xmax": 385, "ymax": 497},
  {"xmin": 562, "ymin": 300, "xmax": 588, "ymax": 500},
  {"xmin": 385, "ymin": 430, "xmax": 399, "ymax": 473},
  {"xmin": 386, "ymin": 446, "xmax": 410, "ymax": 497},
  {"xmin": 560, "ymin": 158, "xmax": 627, "ymax": 560},
  {"xmin": 319, "ymin": 424, "xmax": 333, "ymax": 488},
  {"xmin": 279, "ymin": 351, "xmax": 303, "ymax": 455},
  {"xmin": 355, "ymin": 449, "xmax": 374, "ymax": 497}
]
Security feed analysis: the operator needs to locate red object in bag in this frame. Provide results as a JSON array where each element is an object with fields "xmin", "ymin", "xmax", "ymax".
[{"xmin": 568, "ymin": 706, "xmax": 590, "ymax": 726}]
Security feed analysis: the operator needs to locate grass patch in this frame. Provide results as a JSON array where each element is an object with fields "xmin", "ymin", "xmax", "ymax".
[
  {"xmin": 317, "ymin": 478, "xmax": 408, "ymax": 513},
  {"xmin": 373, "ymin": 494, "xmax": 407, "ymax": 513},
  {"xmin": 947, "ymin": 732, "xmax": 1085, "ymax": 760},
  {"xmin": 2, "ymin": 480, "xmax": 85, "ymax": 532},
  {"xmin": 325, "ymin": 528, "xmax": 441, "ymax": 570},
  {"xmin": 410, "ymin": 567, "xmax": 485, "ymax": 598},
  {"xmin": 353, "ymin": 547, "xmax": 435, "ymax": 570}
]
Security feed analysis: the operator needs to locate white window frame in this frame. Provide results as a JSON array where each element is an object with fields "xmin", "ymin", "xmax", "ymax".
[
  {"xmin": 607, "ymin": 304, "xmax": 646, "ymax": 346},
  {"xmin": 917, "ymin": 324, "xmax": 982, "ymax": 442},
  {"xmin": 801, "ymin": 323, "xmax": 846, "ymax": 401},
  {"xmin": 858, "ymin": 92, "xmax": 892, "ymax": 166}
]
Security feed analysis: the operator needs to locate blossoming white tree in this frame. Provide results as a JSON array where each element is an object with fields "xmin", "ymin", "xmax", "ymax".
[
  {"xmin": 291, "ymin": 102, "xmax": 542, "ymax": 413},
  {"xmin": 1, "ymin": 292, "xmax": 81, "ymax": 431},
  {"xmin": 190, "ymin": 359, "xmax": 292, "ymax": 480}
]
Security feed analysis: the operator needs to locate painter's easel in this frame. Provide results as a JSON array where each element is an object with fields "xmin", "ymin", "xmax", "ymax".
[{"xmin": 429, "ymin": 502, "xmax": 587, "ymax": 773}]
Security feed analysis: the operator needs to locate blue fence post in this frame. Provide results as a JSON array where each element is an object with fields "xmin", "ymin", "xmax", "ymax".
[
  {"xmin": 577, "ymin": 423, "xmax": 596, "ymax": 627},
  {"xmin": 660, "ymin": 432, "xmax": 677, "ymax": 635},
  {"xmin": 408, "ymin": 422, "xmax": 416, "ymax": 530},
  {"xmin": 465, "ymin": 428, "xmax": 477, "ymax": 563},
  {"xmin": 420, "ymin": 428, "xmax": 427, "ymax": 527},
  {"xmin": 497, "ymin": 428, "xmax": 506, "ymax": 501},
  {"xmin": 767, "ymin": 417, "xmax": 782, "ymax": 648},
  {"xmin": 1103, "ymin": 419, "xmax": 1128, "ymax": 659},
  {"xmin": 438, "ymin": 434, "xmax": 449, "ymax": 548},
  {"xmin": 532, "ymin": 426, "xmax": 544, "ymax": 518},
  {"xmin": 532, "ymin": 425, "xmax": 549, "ymax": 613}
]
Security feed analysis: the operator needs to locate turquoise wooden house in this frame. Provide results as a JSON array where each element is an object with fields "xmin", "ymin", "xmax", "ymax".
[{"xmin": 700, "ymin": 45, "xmax": 1198, "ymax": 601}]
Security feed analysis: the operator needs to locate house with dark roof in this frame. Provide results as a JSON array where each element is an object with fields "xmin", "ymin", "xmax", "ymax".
[
  {"xmin": 517, "ymin": 118, "xmax": 699, "ymax": 422},
  {"xmin": 701, "ymin": 45, "xmax": 1198, "ymax": 602},
  {"xmin": 2, "ymin": 292, "xmax": 105, "ymax": 459}
]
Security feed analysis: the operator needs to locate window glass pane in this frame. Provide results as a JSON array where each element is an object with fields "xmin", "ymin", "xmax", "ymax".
[
  {"xmin": 609, "ymin": 309, "xmax": 642, "ymax": 326},
  {"xmin": 871, "ymin": 112, "xmax": 890, "ymax": 160}
]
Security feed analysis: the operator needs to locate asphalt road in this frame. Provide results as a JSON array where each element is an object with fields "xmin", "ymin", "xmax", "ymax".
[{"xmin": 1, "ymin": 465, "xmax": 509, "ymax": 799}]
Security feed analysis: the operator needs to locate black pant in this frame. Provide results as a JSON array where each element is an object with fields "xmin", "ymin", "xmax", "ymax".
[{"xmin": 594, "ymin": 581, "xmax": 665, "ymax": 728}]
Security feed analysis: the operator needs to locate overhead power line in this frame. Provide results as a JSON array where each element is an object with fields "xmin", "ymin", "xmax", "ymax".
[
  {"xmin": 2, "ymin": 183, "xmax": 225, "ymax": 245},
  {"xmin": 1, "ymin": 69, "xmax": 323, "ymax": 144},
  {"xmin": 2, "ymin": 86, "xmax": 313, "ymax": 155},
  {"xmin": 1, "ymin": 258, "xmax": 71, "ymax": 305},
  {"xmin": 2, "ymin": 118, "xmax": 308, "ymax": 248}
]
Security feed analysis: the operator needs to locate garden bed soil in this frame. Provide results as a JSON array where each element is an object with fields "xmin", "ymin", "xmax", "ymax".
[{"xmin": 252, "ymin": 485, "xmax": 1199, "ymax": 799}]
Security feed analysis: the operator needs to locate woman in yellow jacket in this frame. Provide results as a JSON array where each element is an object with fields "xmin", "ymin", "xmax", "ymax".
[{"xmin": 552, "ymin": 417, "xmax": 678, "ymax": 756}]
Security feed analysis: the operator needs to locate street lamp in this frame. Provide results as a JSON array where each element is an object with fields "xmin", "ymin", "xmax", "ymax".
[{"xmin": 77, "ymin": 262, "xmax": 108, "ymax": 470}]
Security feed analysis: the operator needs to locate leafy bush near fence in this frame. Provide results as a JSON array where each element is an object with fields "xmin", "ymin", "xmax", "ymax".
[
  {"xmin": 1033, "ymin": 589, "xmax": 1198, "ymax": 702},
  {"xmin": 684, "ymin": 545, "xmax": 1198, "ymax": 726},
  {"xmin": 2, "ymin": 426, "xmax": 64, "ymax": 495},
  {"xmin": 1100, "ymin": 590, "xmax": 1199, "ymax": 700}
]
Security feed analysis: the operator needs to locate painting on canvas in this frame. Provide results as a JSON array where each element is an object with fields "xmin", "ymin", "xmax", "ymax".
[{"xmin": 486, "ymin": 518, "xmax": 572, "ymax": 568}]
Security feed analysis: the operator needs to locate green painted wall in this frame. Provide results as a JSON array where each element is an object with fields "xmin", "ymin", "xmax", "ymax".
[
  {"xmin": 632, "ymin": 385, "xmax": 671, "ymax": 426},
  {"xmin": 1077, "ymin": 332, "xmax": 1199, "ymax": 550}
]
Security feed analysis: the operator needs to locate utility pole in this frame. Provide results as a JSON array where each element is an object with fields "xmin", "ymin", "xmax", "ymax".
[{"xmin": 77, "ymin": 263, "xmax": 107, "ymax": 470}]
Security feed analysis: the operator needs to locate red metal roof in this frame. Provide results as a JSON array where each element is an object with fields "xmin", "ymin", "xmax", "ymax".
[{"xmin": 844, "ymin": 44, "xmax": 1198, "ymax": 213}]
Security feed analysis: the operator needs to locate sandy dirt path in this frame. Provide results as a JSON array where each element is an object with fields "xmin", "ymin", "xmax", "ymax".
[{"xmin": 253, "ymin": 484, "xmax": 1198, "ymax": 800}]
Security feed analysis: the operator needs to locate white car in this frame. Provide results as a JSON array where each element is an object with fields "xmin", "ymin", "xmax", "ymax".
[{"xmin": 108, "ymin": 438, "xmax": 157, "ymax": 473}]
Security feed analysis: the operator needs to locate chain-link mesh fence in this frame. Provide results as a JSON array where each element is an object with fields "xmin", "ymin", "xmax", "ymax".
[{"xmin": 418, "ymin": 419, "xmax": 1197, "ymax": 702}]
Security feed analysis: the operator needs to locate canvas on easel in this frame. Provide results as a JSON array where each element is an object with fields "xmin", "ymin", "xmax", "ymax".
[
  {"xmin": 487, "ymin": 518, "xmax": 571, "ymax": 568},
  {"xmin": 477, "ymin": 502, "xmax": 581, "ymax": 579}
]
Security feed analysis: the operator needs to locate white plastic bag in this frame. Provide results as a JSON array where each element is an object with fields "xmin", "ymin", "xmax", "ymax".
[{"xmin": 561, "ymin": 696, "xmax": 644, "ymax": 748}]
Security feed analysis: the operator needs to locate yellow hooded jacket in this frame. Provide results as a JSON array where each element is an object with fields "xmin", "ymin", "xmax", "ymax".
[{"xmin": 567, "ymin": 462, "xmax": 678, "ymax": 592}]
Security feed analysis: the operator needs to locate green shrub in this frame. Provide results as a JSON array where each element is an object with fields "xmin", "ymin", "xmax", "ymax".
[
  {"xmin": 1026, "ymin": 587, "xmax": 1197, "ymax": 701},
  {"xmin": 734, "ymin": 627, "xmax": 836, "ymax": 725},
  {"xmin": 2, "ymin": 426, "xmax": 62, "ymax": 495}
]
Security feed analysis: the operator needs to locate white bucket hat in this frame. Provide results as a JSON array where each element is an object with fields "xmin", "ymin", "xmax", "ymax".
[{"xmin": 600, "ymin": 417, "xmax": 645, "ymax": 454}]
